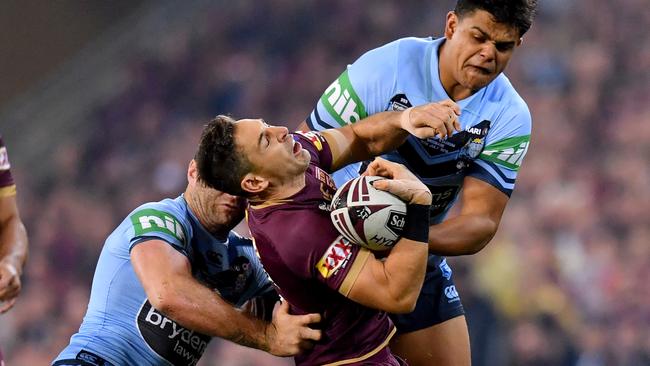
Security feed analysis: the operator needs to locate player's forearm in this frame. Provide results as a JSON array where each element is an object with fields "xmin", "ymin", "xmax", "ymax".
[
  {"xmin": 350, "ymin": 110, "xmax": 409, "ymax": 158},
  {"xmin": 0, "ymin": 216, "xmax": 28, "ymax": 274},
  {"xmin": 381, "ymin": 240, "xmax": 428, "ymax": 313},
  {"xmin": 153, "ymin": 277, "xmax": 270, "ymax": 351},
  {"xmin": 428, "ymin": 214, "xmax": 498, "ymax": 256}
]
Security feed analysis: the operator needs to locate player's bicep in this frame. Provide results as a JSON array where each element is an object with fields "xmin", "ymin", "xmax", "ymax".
[
  {"xmin": 321, "ymin": 126, "xmax": 368, "ymax": 171},
  {"xmin": 343, "ymin": 253, "xmax": 394, "ymax": 310},
  {"xmin": 320, "ymin": 128, "xmax": 366, "ymax": 172},
  {"xmin": 459, "ymin": 176, "xmax": 509, "ymax": 224},
  {"xmin": 130, "ymin": 239, "xmax": 192, "ymax": 301}
]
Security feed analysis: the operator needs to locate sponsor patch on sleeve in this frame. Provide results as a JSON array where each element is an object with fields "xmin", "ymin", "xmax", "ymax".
[
  {"xmin": 316, "ymin": 236, "xmax": 353, "ymax": 279},
  {"xmin": 320, "ymin": 70, "xmax": 367, "ymax": 126},
  {"xmin": 130, "ymin": 208, "xmax": 186, "ymax": 243},
  {"xmin": 479, "ymin": 135, "xmax": 530, "ymax": 171},
  {"xmin": 294, "ymin": 131, "xmax": 325, "ymax": 151}
]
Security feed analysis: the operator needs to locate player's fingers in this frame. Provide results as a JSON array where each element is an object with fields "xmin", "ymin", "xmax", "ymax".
[
  {"xmin": 0, "ymin": 285, "xmax": 19, "ymax": 302},
  {"xmin": 301, "ymin": 312, "xmax": 322, "ymax": 325},
  {"xmin": 442, "ymin": 115, "xmax": 456, "ymax": 137},
  {"xmin": 0, "ymin": 298, "xmax": 16, "ymax": 314},
  {"xmin": 365, "ymin": 159, "xmax": 393, "ymax": 178},
  {"xmin": 439, "ymin": 99, "xmax": 461, "ymax": 116},
  {"xmin": 299, "ymin": 327, "xmax": 322, "ymax": 341},
  {"xmin": 371, "ymin": 178, "xmax": 392, "ymax": 193}
]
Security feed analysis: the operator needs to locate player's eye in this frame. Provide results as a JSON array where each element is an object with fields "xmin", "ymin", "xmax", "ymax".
[{"xmin": 496, "ymin": 42, "xmax": 514, "ymax": 52}]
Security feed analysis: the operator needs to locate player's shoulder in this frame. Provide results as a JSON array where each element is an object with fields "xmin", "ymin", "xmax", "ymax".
[
  {"xmin": 125, "ymin": 196, "xmax": 191, "ymax": 241},
  {"xmin": 128, "ymin": 197, "xmax": 188, "ymax": 223},
  {"xmin": 487, "ymin": 74, "xmax": 530, "ymax": 115},
  {"xmin": 365, "ymin": 36, "xmax": 434, "ymax": 61}
]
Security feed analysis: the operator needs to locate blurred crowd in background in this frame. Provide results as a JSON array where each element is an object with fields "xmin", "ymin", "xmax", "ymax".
[{"xmin": 1, "ymin": 0, "xmax": 649, "ymax": 365}]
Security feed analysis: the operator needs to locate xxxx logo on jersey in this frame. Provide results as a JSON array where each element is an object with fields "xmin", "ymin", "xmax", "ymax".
[
  {"xmin": 294, "ymin": 131, "xmax": 324, "ymax": 151},
  {"xmin": 480, "ymin": 135, "xmax": 530, "ymax": 171},
  {"xmin": 316, "ymin": 235, "xmax": 353, "ymax": 279},
  {"xmin": 321, "ymin": 70, "xmax": 367, "ymax": 126}
]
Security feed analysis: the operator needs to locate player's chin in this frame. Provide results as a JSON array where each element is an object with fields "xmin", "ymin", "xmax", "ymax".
[{"xmin": 464, "ymin": 72, "xmax": 495, "ymax": 89}]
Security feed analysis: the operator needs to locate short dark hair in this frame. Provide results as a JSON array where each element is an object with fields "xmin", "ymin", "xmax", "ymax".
[
  {"xmin": 195, "ymin": 115, "xmax": 251, "ymax": 196},
  {"xmin": 455, "ymin": 0, "xmax": 538, "ymax": 37}
]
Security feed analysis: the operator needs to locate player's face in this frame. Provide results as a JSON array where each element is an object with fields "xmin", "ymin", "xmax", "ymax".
[
  {"xmin": 200, "ymin": 184, "xmax": 246, "ymax": 227},
  {"xmin": 234, "ymin": 119, "xmax": 311, "ymax": 184},
  {"xmin": 188, "ymin": 160, "xmax": 246, "ymax": 229},
  {"xmin": 444, "ymin": 10, "xmax": 521, "ymax": 92}
]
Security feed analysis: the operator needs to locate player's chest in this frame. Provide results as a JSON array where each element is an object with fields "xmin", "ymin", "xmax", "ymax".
[
  {"xmin": 190, "ymin": 239, "xmax": 254, "ymax": 299},
  {"xmin": 383, "ymin": 92, "xmax": 492, "ymax": 175}
]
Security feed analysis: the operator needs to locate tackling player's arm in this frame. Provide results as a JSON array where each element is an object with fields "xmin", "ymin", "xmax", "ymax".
[
  {"xmin": 337, "ymin": 158, "xmax": 432, "ymax": 314},
  {"xmin": 0, "ymin": 193, "xmax": 28, "ymax": 313},
  {"xmin": 428, "ymin": 177, "xmax": 508, "ymax": 255},
  {"xmin": 131, "ymin": 239, "xmax": 321, "ymax": 356},
  {"xmin": 319, "ymin": 101, "xmax": 461, "ymax": 172}
]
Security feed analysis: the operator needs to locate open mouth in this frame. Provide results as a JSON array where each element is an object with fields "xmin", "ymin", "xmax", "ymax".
[{"xmin": 292, "ymin": 140, "xmax": 302, "ymax": 155}]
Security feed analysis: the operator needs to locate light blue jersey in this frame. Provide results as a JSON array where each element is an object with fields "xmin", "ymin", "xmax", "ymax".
[
  {"xmin": 54, "ymin": 195, "xmax": 272, "ymax": 366},
  {"xmin": 307, "ymin": 37, "xmax": 531, "ymax": 223}
]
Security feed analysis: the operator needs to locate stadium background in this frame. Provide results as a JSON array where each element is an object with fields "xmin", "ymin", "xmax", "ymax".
[{"xmin": 1, "ymin": 0, "xmax": 648, "ymax": 365}]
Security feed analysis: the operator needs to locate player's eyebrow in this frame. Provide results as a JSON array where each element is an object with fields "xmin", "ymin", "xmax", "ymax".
[
  {"xmin": 257, "ymin": 120, "xmax": 266, "ymax": 148},
  {"xmin": 471, "ymin": 26, "xmax": 516, "ymax": 48}
]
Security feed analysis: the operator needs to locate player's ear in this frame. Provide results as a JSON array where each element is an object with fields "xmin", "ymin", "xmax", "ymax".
[
  {"xmin": 444, "ymin": 11, "xmax": 457, "ymax": 39},
  {"xmin": 187, "ymin": 159, "xmax": 198, "ymax": 182},
  {"xmin": 241, "ymin": 173, "xmax": 269, "ymax": 194}
]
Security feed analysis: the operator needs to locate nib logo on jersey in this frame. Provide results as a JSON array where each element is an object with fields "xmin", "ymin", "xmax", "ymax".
[
  {"xmin": 322, "ymin": 70, "xmax": 367, "ymax": 126},
  {"xmin": 137, "ymin": 300, "xmax": 210, "ymax": 366}
]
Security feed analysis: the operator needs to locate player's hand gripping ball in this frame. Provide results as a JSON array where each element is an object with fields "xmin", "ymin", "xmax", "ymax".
[{"xmin": 330, "ymin": 176, "xmax": 407, "ymax": 251}]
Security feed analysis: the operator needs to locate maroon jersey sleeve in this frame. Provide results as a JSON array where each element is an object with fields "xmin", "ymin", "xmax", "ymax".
[
  {"xmin": 0, "ymin": 135, "xmax": 16, "ymax": 197},
  {"xmin": 260, "ymin": 207, "xmax": 371, "ymax": 296},
  {"xmin": 293, "ymin": 131, "xmax": 333, "ymax": 172}
]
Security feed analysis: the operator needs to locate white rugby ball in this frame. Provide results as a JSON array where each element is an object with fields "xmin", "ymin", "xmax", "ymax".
[{"xmin": 330, "ymin": 176, "xmax": 407, "ymax": 251}]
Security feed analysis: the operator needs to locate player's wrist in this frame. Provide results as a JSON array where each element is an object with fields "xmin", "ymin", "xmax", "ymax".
[
  {"xmin": 263, "ymin": 320, "xmax": 278, "ymax": 354},
  {"xmin": 402, "ymin": 204, "xmax": 431, "ymax": 243},
  {"xmin": 398, "ymin": 107, "xmax": 413, "ymax": 131}
]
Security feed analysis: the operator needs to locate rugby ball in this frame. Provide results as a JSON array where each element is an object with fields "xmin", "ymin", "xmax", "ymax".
[{"xmin": 330, "ymin": 176, "xmax": 407, "ymax": 251}]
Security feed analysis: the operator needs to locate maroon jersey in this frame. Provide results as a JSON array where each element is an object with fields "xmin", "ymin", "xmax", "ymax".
[
  {"xmin": 247, "ymin": 131, "xmax": 399, "ymax": 365},
  {"xmin": 0, "ymin": 135, "xmax": 16, "ymax": 198}
]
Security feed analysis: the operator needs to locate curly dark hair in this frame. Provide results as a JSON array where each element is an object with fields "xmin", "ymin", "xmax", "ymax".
[
  {"xmin": 195, "ymin": 115, "xmax": 251, "ymax": 196},
  {"xmin": 455, "ymin": 0, "xmax": 538, "ymax": 37}
]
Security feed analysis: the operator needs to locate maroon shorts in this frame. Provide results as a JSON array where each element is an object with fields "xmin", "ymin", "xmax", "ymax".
[{"xmin": 352, "ymin": 347, "xmax": 407, "ymax": 365}]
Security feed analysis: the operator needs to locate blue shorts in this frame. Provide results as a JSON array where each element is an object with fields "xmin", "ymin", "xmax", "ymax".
[{"xmin": 390, "ymin": 258, "xmax": 465, "ymax": 334}]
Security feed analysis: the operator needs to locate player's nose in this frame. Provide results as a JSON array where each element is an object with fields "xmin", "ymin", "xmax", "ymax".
[
  {"xmin": 478, "ymin": 43, "xmax": 496, "ymax": 62},
  {"xmin": 272, "ymin": 126, "xmax": 289, "ymax": 141}
]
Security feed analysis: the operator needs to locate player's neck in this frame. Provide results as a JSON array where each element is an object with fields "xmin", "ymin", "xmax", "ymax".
[
  {"xmin": 184, "ymin": 191, "xmax": 230, "ymax": 240},
  {"xmin": 249, "ymin": 173, "xmax": 306, "ymax": 204}
]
